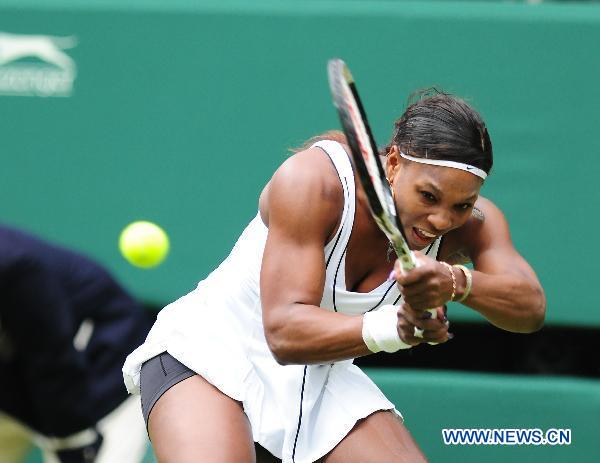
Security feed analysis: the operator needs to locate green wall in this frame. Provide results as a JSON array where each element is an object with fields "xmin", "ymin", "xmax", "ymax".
[
  {"xmin": 1, "ymin": 0, "xmax": 599, "ymax": 326},
  {"xmin": 367, "ymin": 368, "xmax": 600, "ymax": 462}
]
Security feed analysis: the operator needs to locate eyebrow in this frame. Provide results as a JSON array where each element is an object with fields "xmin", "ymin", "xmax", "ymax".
[{"xmin": 422, "ymin": 181, "xmax": 478, "ymax": 202}]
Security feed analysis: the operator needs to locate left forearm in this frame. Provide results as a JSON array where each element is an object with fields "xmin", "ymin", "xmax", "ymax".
[{"xmin": 458, "ymin": 269, "xmax": 546, "ymax": 333}]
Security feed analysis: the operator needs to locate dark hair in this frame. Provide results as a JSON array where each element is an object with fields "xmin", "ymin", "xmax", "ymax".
[{"xmin": 384, "ymin": 89, "xmax": 493, "ymax": 175}]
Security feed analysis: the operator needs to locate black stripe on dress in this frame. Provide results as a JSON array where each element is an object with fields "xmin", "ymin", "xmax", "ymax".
[
  {"xmin": 366, "ymin": 281, "xmax": 396, "ymax": 312},
  {"xmin": 318, "ymin": 145, "xmax": 347, "ymax": 268},
  {"xmin": 326, "ymin": 177, "xmax": 349, "ymax": 269},
  {"xmin": 331, "ymin": 177, "xmax": 350, "ymax": 312},
  {"xmin": 332, "ymin": 239, "xmax": 350, "ymax": 313},
  {"xmin": 426, "ymin": 241, "xmax": 435, "ymax": 256},
  {"xmin": 291, "ymin": 365, "xmax": 308, "ymax": 463},
  {"xmin": 435, "ymin": 236, "xmax": 444, "ymax": 260}
]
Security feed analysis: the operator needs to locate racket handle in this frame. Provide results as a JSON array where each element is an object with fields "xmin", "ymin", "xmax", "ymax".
[
  {"xmin": 404, "ymin": 253, "xmax": 437, "ymax": 319},
  {"xmin": 399, "ymin": 251, "xmax": 441, "ymax": 345}
]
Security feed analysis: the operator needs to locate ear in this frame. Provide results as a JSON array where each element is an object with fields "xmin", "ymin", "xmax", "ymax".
[{"xmin": 386, "ymin": 145, "xmax": 402, "ymax": 183}]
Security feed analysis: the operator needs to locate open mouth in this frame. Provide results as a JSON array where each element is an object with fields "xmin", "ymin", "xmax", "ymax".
[{"xmin": 412, "ymin": 227, "xmax": 437, "ymax": 245}]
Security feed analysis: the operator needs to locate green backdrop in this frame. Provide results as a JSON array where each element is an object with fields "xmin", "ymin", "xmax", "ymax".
[
  {"xmin": 1, "ymin": 0, "xmax": 599, "ymax": 327},
  {"xmin": 367, "ymin": 368, "xmax": 600, "ymax": 462}
]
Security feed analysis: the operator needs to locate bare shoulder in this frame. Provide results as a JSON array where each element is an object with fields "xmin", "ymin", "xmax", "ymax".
[
  {"xmin": 439, "ymin": 196, "xmax": 509, "ymax": 264},
  {"xmin": 276, "ymin": 147, "xmax": 344, "ymax": 199},
  {"xmin": 259, "ymin": 146, "xmax": 345, "ymax": 241}
]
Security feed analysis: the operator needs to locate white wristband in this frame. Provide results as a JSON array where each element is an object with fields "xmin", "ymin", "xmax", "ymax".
[{"xmin": 362, "ymin": 305, "xmax": 412, "ymax": 353}]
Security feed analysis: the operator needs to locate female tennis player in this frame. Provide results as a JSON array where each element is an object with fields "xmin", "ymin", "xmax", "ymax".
[{"xmin": 123, "ymin": 91, "xmax": 545, "ymax": 463}]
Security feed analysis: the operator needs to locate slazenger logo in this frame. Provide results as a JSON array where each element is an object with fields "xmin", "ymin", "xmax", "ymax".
[{"xmin": 0, "ymin": 32, "xmax": 77, "ymax": 97}]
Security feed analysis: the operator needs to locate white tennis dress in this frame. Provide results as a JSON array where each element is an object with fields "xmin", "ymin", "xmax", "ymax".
[{"xmin": 122, "ymin": 140, "xmax": 441, "ymax": 463}]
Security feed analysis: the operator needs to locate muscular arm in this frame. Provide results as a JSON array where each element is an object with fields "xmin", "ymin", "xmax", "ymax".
[
  {"xmin": 260, "ymin": 149, "xmax": 372, "ymax": 364},
  {"xmin": 444, "ymin": 197, "xmax": 546, "ymax": 333}
]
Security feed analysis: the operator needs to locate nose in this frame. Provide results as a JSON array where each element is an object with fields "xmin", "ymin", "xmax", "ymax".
[{"xmin": 428, "ymin": 209, "xmax": 453, "ymax": 234}]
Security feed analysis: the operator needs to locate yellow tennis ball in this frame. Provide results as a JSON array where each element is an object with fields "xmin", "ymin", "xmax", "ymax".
[{"xmin": 119, "ymin": 221, "xmax": 169, "ymax": 268}]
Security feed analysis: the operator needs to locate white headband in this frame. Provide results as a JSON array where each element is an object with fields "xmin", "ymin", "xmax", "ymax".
[{"xmin": 399, "ymin": 151, "xmax": 488, "ymax": 180}]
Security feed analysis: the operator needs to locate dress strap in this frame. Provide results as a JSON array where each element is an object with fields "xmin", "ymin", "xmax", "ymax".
[{"xmin": 312, "ymin": 141, "xmax": 356, "ymax": 274}]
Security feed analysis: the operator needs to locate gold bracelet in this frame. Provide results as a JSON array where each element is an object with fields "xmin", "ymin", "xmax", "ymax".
[
  {"xmin": 453, "ymin": 264, "xmax": 473, "ymax": 302},
  {"xmin": 440, "ymin": 262, "xmax": 456, "ymax": 302}
]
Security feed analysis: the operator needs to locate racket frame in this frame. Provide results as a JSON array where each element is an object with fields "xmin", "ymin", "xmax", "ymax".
[{"xmin": 327, "ymin": 58, "xmax": 416, "ymax": 272}]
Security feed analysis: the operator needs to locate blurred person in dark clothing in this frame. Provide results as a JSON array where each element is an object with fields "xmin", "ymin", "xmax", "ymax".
[{"xmin": 0, "ymin": 224, "xmax": 153, "ymax": 463}]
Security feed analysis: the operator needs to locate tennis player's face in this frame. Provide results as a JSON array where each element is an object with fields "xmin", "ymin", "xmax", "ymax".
[{"xmin": 390, "ymin": 158, "xmax": 483, "ymax": 250}]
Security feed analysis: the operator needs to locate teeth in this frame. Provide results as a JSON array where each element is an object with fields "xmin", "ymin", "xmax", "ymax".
[{"xmin": 417, "ymin": 228, "xmax": 436, "ymax": 238}]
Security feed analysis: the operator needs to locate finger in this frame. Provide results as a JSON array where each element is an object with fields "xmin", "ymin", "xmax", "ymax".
[
  {"xmin": 393, "ymin": 260, "xmax": 428, "ymax": 286},
  {"xmin": 412, "ymin": 250, "xmax": 429, "ymax": 266},
  {"xmin": 396, "ymin": 311, "xmax": 425, "ymax": 346},
  {"xmin": 421, "ymin": 315, "xmax": 450, "ymax": 341},
  {"xmin": 401, "ymin": 292, "xmax": 445, "ymax": 312},
  {"xmin": 400, "ymin": 301, "xmax": 440, "ymax": 320},
  {"xmin": 400, "ymin": 269, "xmax": 445, "ymax": 295},
  {"xmin": 397, "ymin": 301, "xmax": 420, "ymax": 321},
  {"xmin": 399, "ymin": 303, "xmax": 445, "ymax": 331},
  {"xmin": 401, "ymin": 278, "xmax": 448, "ymax": 309},
  {"xmin": 401, "ymin": 288, "xmax": 442, "ymax": 310},
  {"xmin": 400, "ymin": 321, "xmax": 449, "ymax": 346},
  {"xmin": 423, "ymin": 327, "xmax": 453, "ymax": 344},
  {"xmin": 399, "ymin": 280, "xmax": 430, "ymax": 298},
  {"xmin": 397, "ymin": 323, "xmax": 423, "ymax": 347},
  {"xmin": 437, "ymin": 306, "xmax": 450, "ymax": 331},
  {"xmin": 425, "ymin": 306, "xmax": 447, "ymax": 322},
  {"xmin": 399, "ymin": 327, "xmax": 427, "ymax": 346},
  {"xmin": 401, "ymin": 307, "xmax": 444, "ymax": 331}
]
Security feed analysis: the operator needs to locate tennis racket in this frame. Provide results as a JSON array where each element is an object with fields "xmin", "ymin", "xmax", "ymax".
[{"xmin": 327, "ymin": 58, "xmax": 437, "ymax": 321}]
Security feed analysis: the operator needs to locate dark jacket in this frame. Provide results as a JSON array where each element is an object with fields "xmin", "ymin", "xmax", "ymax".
[{"xmin": 0, "ymin": 224, "xmax": 152, "ymax": 438}]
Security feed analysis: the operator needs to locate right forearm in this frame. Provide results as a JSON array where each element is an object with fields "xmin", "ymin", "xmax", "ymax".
[{"xmin": 264, "ymin": 303, "xmax": 371, "ymax": 365}]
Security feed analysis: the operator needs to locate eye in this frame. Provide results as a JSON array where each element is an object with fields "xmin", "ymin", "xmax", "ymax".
[{"xmin": 420, "ymin": 191, "xmax": 436, "ymax": 203}]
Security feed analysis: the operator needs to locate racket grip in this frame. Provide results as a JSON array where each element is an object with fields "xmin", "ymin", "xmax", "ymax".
[
  {"xmin": 399, "ymin": 252, "xmax": 440, "ymax": 345},
  {"xmin": 405, "ymin": 251, "xmax": 437, "ymax": 328}
]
